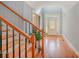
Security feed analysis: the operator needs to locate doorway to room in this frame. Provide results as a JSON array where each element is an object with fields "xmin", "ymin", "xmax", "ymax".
[
  {"xmin": 48, "ymin": 17, "xmax": 57, "ymax": 35},
  {"xmin": 45, "ymin": 16, "xmax": 61, "ymax": 35},
  {"xmin": 32, "ymin": 13, "xmax": 40, "ymax": 27}
]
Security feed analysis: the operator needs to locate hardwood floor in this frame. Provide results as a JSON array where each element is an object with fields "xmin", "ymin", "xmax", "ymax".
[{"xmin": 44, "ymin": 35, "xmax": 79, "ymax": 58}]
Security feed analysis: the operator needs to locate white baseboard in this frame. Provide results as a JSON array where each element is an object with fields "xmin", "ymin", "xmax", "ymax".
[
  {"xmin": 62, "ymin": 34, "xmax": 79, "ymax": 57},
  {"xmin": 47, "ymin": 34, "xmax": 63, "ymax": 36}
]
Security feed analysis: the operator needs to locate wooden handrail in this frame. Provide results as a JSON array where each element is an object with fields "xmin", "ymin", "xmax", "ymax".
[
  {"xmin": 0, "ymin": 2, "xmax": 42, "ymax": 32},
  {"xmin": 0, "ymin": 16, "xmax": 31, "ymax": 41}
]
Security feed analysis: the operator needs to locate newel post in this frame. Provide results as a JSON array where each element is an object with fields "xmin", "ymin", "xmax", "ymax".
[
  {"xmin": 31, "ymin": 34, "xmax": 35, "ymax": 58},
  {"xmin": 42, "ymin": 30, "xmax": 44, "ymax": 57}
]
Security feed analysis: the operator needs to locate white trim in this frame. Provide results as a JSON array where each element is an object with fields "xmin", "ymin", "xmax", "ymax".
[
  {"xmin": 47, "ymin": 34, "xmax": 63, "ymax": 36},
  {"xmin": 62, "ymin": 34, "xmax": 79, "ymax": 57}
]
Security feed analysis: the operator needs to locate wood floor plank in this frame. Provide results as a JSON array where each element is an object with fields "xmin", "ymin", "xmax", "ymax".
[{"xmin": 44, "ymin": 35, "xmax": 79, "ymax": 58}]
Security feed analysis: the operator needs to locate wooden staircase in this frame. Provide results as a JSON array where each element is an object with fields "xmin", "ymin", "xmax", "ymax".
[{"xmin": 0, "ymin": 2, "xmax": 44, "ymax": 58}]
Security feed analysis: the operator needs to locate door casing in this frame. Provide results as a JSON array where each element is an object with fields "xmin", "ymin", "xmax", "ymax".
[{"xmin": 48, "ymin": 17, "xmax": 57, "ymax": 35}]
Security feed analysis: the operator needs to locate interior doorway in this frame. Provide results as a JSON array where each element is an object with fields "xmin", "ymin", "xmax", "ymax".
[
  {"xmin": 48, "ymin": 17, "xmax": 57, "ymax": 35},
  {"xmin": 32, "ymin": 13, "xmax": 40, "ymax": 27},
  {"xmin": 45, "ymin": 16, "xmax": 59, "ymax": 35}
]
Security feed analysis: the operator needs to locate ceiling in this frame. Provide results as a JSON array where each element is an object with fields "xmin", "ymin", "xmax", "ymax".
[{"xmin": 25, "ymin": 1, "xmax": 78, "ymax": 12}]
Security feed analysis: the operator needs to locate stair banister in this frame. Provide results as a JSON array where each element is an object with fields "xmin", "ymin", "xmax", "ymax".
[
  {"xmin": 0, "ymin": 2, "xmax": 42, "ymax": 32},
  {"xmin": 0, "ymin": 1, "xmax": 44, "ymax": 57}
]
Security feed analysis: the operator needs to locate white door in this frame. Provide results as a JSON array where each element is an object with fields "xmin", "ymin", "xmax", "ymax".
[{"xmin": 48, "ymin": 17, "xmax": 57, "ymax": 35}]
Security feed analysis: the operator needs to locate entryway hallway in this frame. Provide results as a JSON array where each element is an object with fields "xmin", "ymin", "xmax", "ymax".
[{"xmin": 0, "ymin": 1, "xmax": 79, "ymax": 58}]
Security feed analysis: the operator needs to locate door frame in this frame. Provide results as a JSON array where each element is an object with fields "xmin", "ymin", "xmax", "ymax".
[
  {"xmin": 44, "ymin": 14, "xmax": 61, "ymax": 35},
  {"xmin": 32, "ymin": 12, "xmax": 40, "ymax": 27},
  {"xmin": 48, "ymin": 17, "xmax": 57, "ymax": 35}
]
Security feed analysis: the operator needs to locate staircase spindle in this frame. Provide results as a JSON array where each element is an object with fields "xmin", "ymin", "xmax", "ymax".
[
  {"xmin": 19, "ymin": 34, "xmax": 21, "ymax": 58},
  {"xmin": 13, "ymin": 29, "xmax": 15, "ymax": 58},
  {"xmin": 6, "ymin": 25, "xmax": 8, "ymax": 58},
  {"xmin": 25, "ymin": 38, "xmax": 27, "ymax": 57},
  {"xmin": 0, "ymin": 20, "xmax": 2, "ymax": 58}
]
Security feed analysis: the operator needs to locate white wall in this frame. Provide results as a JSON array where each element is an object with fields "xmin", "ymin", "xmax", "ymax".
[
  {"xmin": 0, "ymin": 1, "xmax": 24, "ymax": 30},
  {"xmin": 24, "ymin": 2, "xmax": 33, "ymax": 34},
  {"xmin": 62, "ymin": 2, "xmax": 79, "ymax": 52}
]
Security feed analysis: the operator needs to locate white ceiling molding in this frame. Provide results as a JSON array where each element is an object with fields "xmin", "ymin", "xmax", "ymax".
[{"xmin": 25, "ymin": 1, "xmax": 78, "ymax": 12}]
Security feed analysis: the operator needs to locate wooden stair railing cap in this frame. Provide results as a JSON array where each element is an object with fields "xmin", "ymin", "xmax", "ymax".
[
  {"xmin": 0, "ymin": 2, "xmax": 42, "ymax": 32},
  {"xmin": 0, "ymin": 16, "xmax": 32, "ymax": 42}
]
